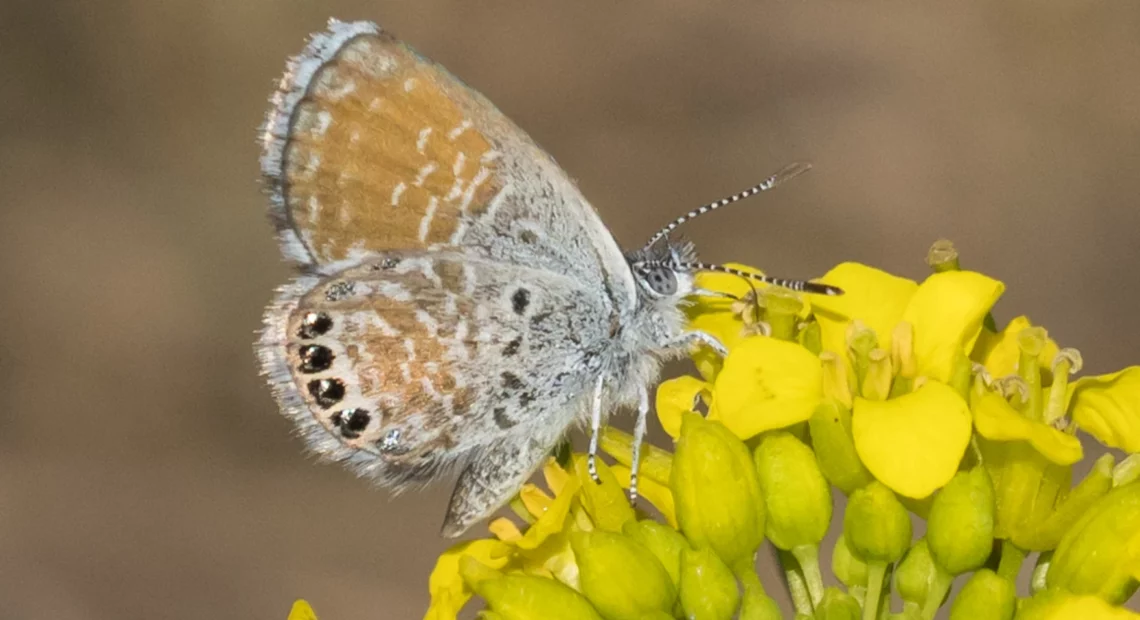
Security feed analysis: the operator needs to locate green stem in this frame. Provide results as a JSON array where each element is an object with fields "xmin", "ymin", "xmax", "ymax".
[
  {"xmin": 790, "ymin": 544, "xmax": 826, "ymax": 608},
  {"xmin": 1031, "ymin": 550, "xmax": 1052, "ymax": 594},
  {"xmin": 920, "ymin": 565, "xmax": 954, "ymax": 620},
  {"xmin": 862, "ymin": 561, "xmax": 888, "ymax": 620},
  {"xmin": 997, "ymin": 540, "xmax": 1027, "ymax": 582},
  {"xmin": 778, "ymin": 548, "xmax": 814, "ymax": 616}
]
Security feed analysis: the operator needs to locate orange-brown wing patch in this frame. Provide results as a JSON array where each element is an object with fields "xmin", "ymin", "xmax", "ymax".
[{"xmin": 263, "ymin": 22, "xmax": 502, "ymax": 265}]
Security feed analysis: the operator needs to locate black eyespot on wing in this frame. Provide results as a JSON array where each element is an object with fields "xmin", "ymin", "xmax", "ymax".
[
  {"xmin": 503, "ymin": 336, "xmax": 522, "ymax": 357},
  {"xmin": 332, "ymin": 408, "xmax": 370, "ymax": 439},
  {"xmin": 299, "ymin": 344, "xmax": 334, "ymax": 373},
  {"xmin": 298, "ymin": 312, "xmax": 333, "ymax": 339},
  {"xmin": 308, "ymin": 378, "xmax": 345, "ymax": 408},
  {"xmin": 511, "ymin": 288, "xmax": 530, "ymax": 314}
]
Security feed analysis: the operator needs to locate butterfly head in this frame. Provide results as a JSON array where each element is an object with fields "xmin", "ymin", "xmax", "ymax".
[{"xmin": 626, "ymin": 237, "xmax": 698, "ymax": 302}]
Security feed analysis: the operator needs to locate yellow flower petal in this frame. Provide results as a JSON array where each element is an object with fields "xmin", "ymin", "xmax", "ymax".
[
  {"xmin": 973, "ymin": 392, "xmax": 1083, "ymax": 465},
  {"xmin": 426, "ymin": 539, "xmax": 514, "ymax": 620},
  {"xmin": 1016, "ymin": 590, "xmax": 1140, "ymax": 620},
  {"xmin": 518, "ymin": 484, "xmax": 553, "ymax": 519},
  {"xmin": 902, "ymin": 271, "xmax": 1005, "ymax": 383},
  {"xmin": 1069, "ymin": 366, "xmax": 1140, "ymax": 452},
  {"xmin": 655, "ymin": 376, "xmax": 709, "ymax": 439},
  {"xmin": 970, "ymin": 315, "xmax": 1059, "ymax": 379},
  {"xmin": 599, "ymin": 427, "xmax": 674, "ymax": 486},
  {"xmin": 853, "ymin": 381, "xmax": 972, "ymax": 498},
  {"xmin": 611, "ymin": 464, "xmax": 678, "ymax": 528},
  {"xmin": 489, "ymin": 518, "xmax": 524, "ymax": 542},
  {"xmin": 542, "ymin": 458, "xmax": 572, "ymax": 497},
  {"xmin": 287, "ymin": 600, "xmax": 318, "ymax": 620},
  {"xmin": 686, "ymin": 263, "xmax": 767, "ymax": 349},
  {"xmin": 515, "ymin": 476, "xmax": 582, "ymax": 551},
  {"xmin": 708, "ymin": 336, "xmax": 823, "ymax": 439},
  {"xmin": 813, "ymin": 262, "xmax": 918, "ymax": 357}
]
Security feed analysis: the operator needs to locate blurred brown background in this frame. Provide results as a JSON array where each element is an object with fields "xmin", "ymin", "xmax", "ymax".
[{"xmin": 2, "ymin": 1, "xmax": 1139, "ymax": 618}]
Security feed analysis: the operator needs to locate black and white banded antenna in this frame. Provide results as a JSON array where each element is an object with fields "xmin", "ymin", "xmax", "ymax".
[
  {"xmin": 643, "ymin": 161, "xmax": 813, "ymax": 250},
  {"xmin": 644, "ymin": 260, "xmax": 843, "ymax": 296}
]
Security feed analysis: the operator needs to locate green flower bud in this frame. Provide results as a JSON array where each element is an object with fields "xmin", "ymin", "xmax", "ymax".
[
  {"xmin": 831, "ymin": 533, "xmax": 869, "ymax": 589},
  {"xmin": 947, "ymin": 571, "xmax": 1015, "ymax": 620},
  {"xmin": 1048, "ymin": 481, "xmax": 1140, "ymax": 604},
  {"xmin": 1014, "ymin": 588, "xmax": 1135, "ymax": 620},
  {"xmin": 927, "ymin": 467, "xmax": 995, "ymax": 574},
  {"xmin": 893, "ymin": 538, "xmax": 935, "ymax": 606},
  {"xmin": 753, "ymin": 431, "xmax": 832, "ymax": 551},
  {"xmin": 844, "ymin": 481, "xmax": 912, "ymax": 564},
  {"xmin": 462, "ymin": 556, "xmax": 603, "ymax": 620},
  {"xmin": 672, "ymin": 412, "xmax": 766, "ymax": 565},
  {"xmin": 737, "ymin": 565, "xmax": 782, "ymax": 620},
  {"xmin": 809, "ymin": 399, "xmax": 873, "ymax": 494},
  {"xmin": 813, "ymin": 587, "xmax": 863, "ymax": 620},
  {"xmin": 573, "ymin": 456, "xmax": 635, "ymax": 532},
  {"xmin": 622, "ymin": 519, "xmax": 688, "ymax": 587},
  {"xmin": 679, "ymin": 547, "xmax": 741, "ymax": 620},
  {"xmin": 570, "ymin": 530, "xmax": 676, "ymax": 620}
]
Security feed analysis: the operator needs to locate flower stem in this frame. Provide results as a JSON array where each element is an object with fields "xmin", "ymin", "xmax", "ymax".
[
  {"xmin": 862, "ymin": 561, "xmax": 888, "ymax": 620},
  {"xmin": 1031, "ymin": 550, "xmax": 1052, "ymax": 594},
  {"xmin": 997, "ymin": 540, "xmax": 1026, "ymax": 582},
  {"xmin": 790, "ymin": 544, "xmax": 826, "ymax": 608},
  {"xmin": 777, "ymin": 548, "xmax": 814, "ymax": 616},
  {"xmin": 920, "ymin": 565, "xmax": 954, "ymax": 620}
]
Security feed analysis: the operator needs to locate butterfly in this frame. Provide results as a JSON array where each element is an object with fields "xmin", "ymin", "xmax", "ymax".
[{"xmin": 257, "ymin": 19, "xmax": 840, "ymax": 537}]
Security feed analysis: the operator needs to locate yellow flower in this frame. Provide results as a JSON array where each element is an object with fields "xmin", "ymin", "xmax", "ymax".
[
  {"xmin": 686, "ymin": 263, "xmax": 771, "ymax": 381},
  {"xmin": 425, "ymin": 539, "xmax": 514, "ymax": 620},
  {"xmin": 852, "ymin": 381, "xmax": 972, "ymax": 498},
  {"xmin": 971, "ymin": 315, "xmax": 1059, "ymax": 379},
  {"xmin": 1068, "ymin": 366, "xmax": 1140, "ymax": 452},
  {"xmin": 810, "ymin": 260, "xmax": 1003, "ymax": 499},
  {"xmin": 708, "ymin": 336, "xmax": 824, "ymax": 439},
  {"xmin": 1016, "ymin": 588, "xmax": 1140, "ymax": 620}
]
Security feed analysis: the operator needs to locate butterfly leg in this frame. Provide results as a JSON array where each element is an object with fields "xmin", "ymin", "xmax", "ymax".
[
  {"xmin": 586, "ymin": 373, "xmax": 605, "ymax": 485},
  {"xmin": 628, "ymin": 383, "xmax": 650, "ymax": 505}
]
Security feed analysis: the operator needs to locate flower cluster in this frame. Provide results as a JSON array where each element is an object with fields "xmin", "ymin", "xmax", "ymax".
[{"xmin": 292, "ymin": 241, "xmax": 1140, "ymax": 620}]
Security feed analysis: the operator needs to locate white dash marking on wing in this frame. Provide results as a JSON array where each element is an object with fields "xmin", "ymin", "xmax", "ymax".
[
  {"xmin": 416, "ymin": 127, "xmax": 432, "ymax": 154},
  {"xmin": 452, "ymin": 151, "xmax": 467, "ymax": 177},
  {"xmin": 414, "ymin": 162, "xmax": 438, "ymax": 187},
  {"xmin": 391, "ymin": 182, "xmax": 407, "ymax": 207},
  {"xmin": 313, "ymin": 110, "xmax": 332, "ymax": 136},
  {"xmin": 485, "ymin": 181, "xmax": 515, "ymax": 220},
  {"xmin": 403, "ymin": 78, "xmax": 417, "ymax": 92},
  {"xmin": 418, "ymin": 196, "xmax": 439, "ymax": 242},
  {"xmin": 448, "ymin": 119, "xmax": 473, "ymax": 140},
  {"xmin": 458, "ymin": 166, "xmax": 493, "ymax": 214}
]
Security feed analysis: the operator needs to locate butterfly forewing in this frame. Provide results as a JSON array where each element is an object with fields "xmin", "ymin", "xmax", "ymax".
[{"xmin": 261, "ymin": 20, "xmax": 633, "ymax": 305}]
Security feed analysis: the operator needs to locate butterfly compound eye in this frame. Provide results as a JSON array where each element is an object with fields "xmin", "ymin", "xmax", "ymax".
[{"xmin": 644, "ymin": 266, "xmax": 678, "ymax": 296}]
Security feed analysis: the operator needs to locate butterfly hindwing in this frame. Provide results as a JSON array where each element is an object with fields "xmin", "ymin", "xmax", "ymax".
[{"xmin": 258, "ymin": 250, "xmax": 611, "ymax": 490}]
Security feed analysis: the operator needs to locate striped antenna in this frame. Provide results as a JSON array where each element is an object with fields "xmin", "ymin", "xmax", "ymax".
[
  {"xmin": 643, "ymin": 161, "xmax": 813, "ymax": 249},
  {"xmin": 658, "ymin": 261, "xmax": 843, "ymax": 296}
]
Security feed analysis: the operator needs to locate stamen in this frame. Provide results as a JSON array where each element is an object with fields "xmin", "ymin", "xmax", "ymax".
[{"xmin": 643, "ymin": 161, "xmax": 813, "ymax": 249}]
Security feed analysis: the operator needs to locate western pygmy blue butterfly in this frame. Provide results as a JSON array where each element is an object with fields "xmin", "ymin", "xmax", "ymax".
[{"xmin": 257, "ymin": 19, "xmax": 840, "ymax": 537}]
